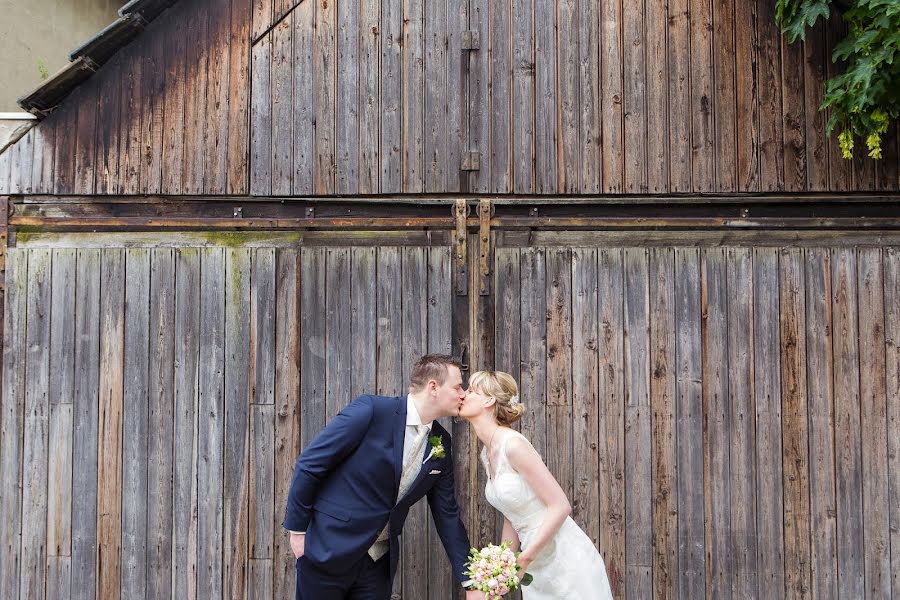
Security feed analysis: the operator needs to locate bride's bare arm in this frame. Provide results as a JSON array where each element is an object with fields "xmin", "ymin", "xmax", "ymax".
[
  {"xmin": 501, "ymin": 517, "xmax": 520, "ymax": 552},
  {"xmin": 504, "ymin": 437, "xmax": 571, "ymax": 571}
]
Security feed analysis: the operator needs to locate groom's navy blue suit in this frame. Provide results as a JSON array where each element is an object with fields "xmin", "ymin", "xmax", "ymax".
[{"xmin": 284, "ymin": 394, "xmax": 471, "ymax": 599}]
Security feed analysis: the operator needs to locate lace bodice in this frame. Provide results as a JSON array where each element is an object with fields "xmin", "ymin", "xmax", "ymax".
[{"xmin": 481, "ymin": 431, "xmax": 547, "ymax": 537}]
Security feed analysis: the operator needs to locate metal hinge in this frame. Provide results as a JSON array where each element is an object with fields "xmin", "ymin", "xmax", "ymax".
[
  {"xmin": 453, "ymin": 199, "xmax": 468, "ymax": 296},
  {"xmin": 462, "ymin": 30, "xmax": 480, "ymax": 50},
  {"xmin": 477, "ymin": 199, "xmax": 492, "ymax": 296},
  {"xmin": 461, "ymin": 151, "xmax": 480, "ymax": 172}
]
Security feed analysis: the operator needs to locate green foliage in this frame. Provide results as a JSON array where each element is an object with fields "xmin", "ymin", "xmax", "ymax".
[
  {"xmin": 776, "ymin": 0, "xmax": 900, "ymax": 160},
  {"xmin": 36, "ymin": 58, "xmax": 49, "ymax": 81}
]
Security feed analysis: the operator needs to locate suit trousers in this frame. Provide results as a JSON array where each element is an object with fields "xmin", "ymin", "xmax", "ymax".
[{"xmin": 295, "ymin": 552, "xmax": 392, "ymax": 600}]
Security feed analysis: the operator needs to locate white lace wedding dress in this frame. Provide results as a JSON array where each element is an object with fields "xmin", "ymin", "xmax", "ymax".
[{"xmin": 481, "ymin": 431, "xmax": 614, "ymax": 599}]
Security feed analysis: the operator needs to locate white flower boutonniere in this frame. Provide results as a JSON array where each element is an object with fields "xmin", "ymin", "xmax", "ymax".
[{"xmin": 424, "ymin": 435, "xmax": 445, "ymax": 463}]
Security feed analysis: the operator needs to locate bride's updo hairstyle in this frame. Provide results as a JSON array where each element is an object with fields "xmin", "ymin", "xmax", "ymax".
[{"xmin": 469, "ymin": 370, "xmax": 525, "ymax": 426}]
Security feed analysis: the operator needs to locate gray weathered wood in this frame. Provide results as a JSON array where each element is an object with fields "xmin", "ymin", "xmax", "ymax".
[
  {"xmin": 645, "ymin": 0, "xmax": 668, "ymax": 193},
  {"xmin": 534, "ymin": 0, "xmax": 557, "ymax": 193},
  {"xmin": 47, "ymin": 404, "xmax": 73, "ymax": 559},
  {"xmin": 423, "ymin": 0, "xmax": 447, "ymax": 193},
  {"xmin": 224, "ymin": 248, "xmax": 251, "ymax": 600},
  {"xmin": 546, "ymin": 249, "xmax": 574, "ymax": 501},
  {"xmin": 359, "ymin": 0, "xmax": 381, "ymax": 193},
  {"xmin": 558, "ymin": 0, "xmax": 578, "ymax": 193},
  {"xmin": 271, "ymin": 17, "xmax": 294, "ymax": 196},
  {"xmin": 623, "ymin": 248, "xmax": 651, "ymax": 599},
  {"xmin": 203, "ymin": 0, "xmax": 229, "ymax": 195},
  {"xmin": 248, "ymin": 559, "xmax": 274, "ymax": 600},
  {"xmin": 252, "ymin": 249, "xmax": 277, "ymax": 405},
  {"xmin": 667, "ymin": 0, "xmax": 691, "ymax": 192},
  {"xmin": 336, "ymin": 0, "xmax": 360, "ymax": 194},
  {"xmin": 250, "ymin": 33, "xmax": 273, "ymax": 195},
  {"xmin": 490, "ymin": 0, "xmax": 511, "ymax": 193},
  {"xmin": 402, "ymin": 0, "xmax": 425, "ymax": 193},
  {"xmin": 46, "ymin": 557, "xmax": 71, "ymax": 600},
  {"xmin": 579, "ymin": 0, "xmax": 600, "ymax": 193},
  {"xmin": 147, "ymin": 249, "xmax": 175, "ymax": 600},
  {"xmin": 73, "ymin": 86, "xmax": 97, "ymax": 195},
  {"xmin": 350, "ymin": 248, "xmax": 378, "ymax": 398},
  {"xmin": 291, "ymin": 1, "xmax": 314, "ymax": 194},
  {"xmin": 856, "ymin": 249, "xmax": 891, "ymax": 598},
  {"xmin": 314, "ymin": 0, "xmax": 336, "ymax": 194},
  {"xmin": 512, "ymin": 0, "xmax": 534, "ymax": 193},
  {"xmin": 468, "ymin": 0, "xmax": 490, "ymax": 194},
  {"xmin": 519, "ymin": 247, "xmax": 547, "ymax": 458},
  {"xmin": 831, "ymin": 248, "xmax": 865, "ymax": 598},
  {"xmin": 326, "ymin": 248, "xmax": 352, "ymax": 422},
  {"xmin": 121, "ymin": 249, "xmax": 150, "ymax": 600},
  {"xmin": 118, "ymin": 49, "xmax": 142, "ymax": 195},
  {"xmin": 162, "ymin": 8, "xmax": 186, "ymax": 195},
  {"xmin": 227, "ymin": 0, "xmax": 252, "ymax": 194},
  {"xmin": 883, "ymin": 248, "xmax": 900, "ymax": 597},
  {"xmin": 300, "ymin": 248, "xmax": 326, "ymax": 446},
  {"xmin": 250, "ymin": 405, "xmax": 275, "ymax": 559},
  {"xmin": 622, "ymin": 0, "xmax": 646, "ymax": 193},
  {"xmin": 713, "ymin": 0, "xmax": 737, "ymax": 191},
  {"xmin": 675, "ymin": 248, "xmax": 705, "ymax": 600},
  {"xmin": 690, "ymin": 0, "xmax": 715, "ymax": 192},
  {"xmin": 380, "ymin": 0, "xmax": 402, "ymax": 193}
]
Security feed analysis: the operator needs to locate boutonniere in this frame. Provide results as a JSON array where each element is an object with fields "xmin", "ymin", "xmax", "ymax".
[{"xmin": 424, "ymin": 435, "xmax": 445, "ymax": 463}]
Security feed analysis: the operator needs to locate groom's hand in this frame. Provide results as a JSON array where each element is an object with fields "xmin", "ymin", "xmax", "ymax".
[{"xmin": 289, "ymin": 532, "xmax": 305, "ymax": 559}]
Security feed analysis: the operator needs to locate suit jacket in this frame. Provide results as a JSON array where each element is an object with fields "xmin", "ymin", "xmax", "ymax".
[{"xmin": 283, "ymin": 394, "xmax": 471, "ymax": 582}]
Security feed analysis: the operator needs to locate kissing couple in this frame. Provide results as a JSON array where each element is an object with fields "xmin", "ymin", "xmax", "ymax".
[{"xmin": 283, "ymin": 354, "xmax": 614, "ymax": 599}]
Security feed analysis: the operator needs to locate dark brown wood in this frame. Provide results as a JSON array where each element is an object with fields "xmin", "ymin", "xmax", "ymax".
[
  {"xmin": 757, "ymin": 0, "xmax": 785, "ymax": 191},
  {"xmin": 804, "ymin": 24, "xmax": 829, "ymax": 191},
  {"xmin": 713, "ymin": 0, "xmax": 737, "ymax": 192},
  {"xmin": 781, "ymin": 31, "xmax": 807, "ymax": 192},
  {"xmin": 204, "ymin": 0, "xmax": 231, "ymax": 195},
  {"xmin": 228, "ymin": 0, "xmax": 252, "ymax": 194},
  {"xmin": 734, "ymin": 0, "xmax": 760, "ymax": 192},
  {"xmin": 883, "ymin": 248, "xmax": 900, "ymax": 596},
  {"xmin": 162, "ymin": 9, "xmax": 187, "ymax": 195},
  {"xmin": 667, "ymin": 0, "xmax": 692, "ymax": 193}
]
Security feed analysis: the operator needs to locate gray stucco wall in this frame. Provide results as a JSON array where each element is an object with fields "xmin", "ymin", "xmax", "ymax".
[{"xmin": 0, "ymin": 0, "xmax": 121, "ymax": 112}]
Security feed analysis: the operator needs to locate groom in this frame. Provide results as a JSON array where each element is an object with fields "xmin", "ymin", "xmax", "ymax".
[{"xmin": 283, "ymin": 354, "xmax": 480, "ymax": 599}]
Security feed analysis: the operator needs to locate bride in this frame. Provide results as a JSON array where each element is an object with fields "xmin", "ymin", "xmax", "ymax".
[{"xmin": 459, "ymin": 370, "xmax": 614, "ymax": 599}]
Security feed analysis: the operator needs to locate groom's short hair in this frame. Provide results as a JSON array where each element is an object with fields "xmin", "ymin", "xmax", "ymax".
[{"xmin": 410, "ymin": 354, "xmax": 462, "ymax": 391}]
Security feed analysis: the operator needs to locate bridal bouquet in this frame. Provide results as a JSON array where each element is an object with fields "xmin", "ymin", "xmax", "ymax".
[{"xmin": 463, "ymin": 542, "xmax": 533, "ymax": 599}]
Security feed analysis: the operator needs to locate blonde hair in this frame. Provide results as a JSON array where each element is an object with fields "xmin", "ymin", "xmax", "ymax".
[{"xmin": 469, "ymin": 370, "xmax": 525, "ymax": 426}]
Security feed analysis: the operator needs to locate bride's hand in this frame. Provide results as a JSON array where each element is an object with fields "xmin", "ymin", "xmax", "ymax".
[{"xmin": 517, "ymin": 553, "xmax": 533, "ymax": 573}]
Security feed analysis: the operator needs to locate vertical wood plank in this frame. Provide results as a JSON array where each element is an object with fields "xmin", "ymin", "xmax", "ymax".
[
  {"xmin": 250, "ymin": 32, "xmax": 273, "ymax": 196},
  {"xmin": 163, "ymin": 10, "xmax": 187, "ymax": 195},
  {"xmin": 883, "ymin": 248, "xmax": 900, "ymax": 597},
  {"xmin": 645, "ymin": 0, "xmax": 668, "ymax": 193},
  {"xmin": 252, "ymin": 249, "xmax": 277, "ymax": 407},
  {"xmin": 95, "ymin": 58, "xmax": 121, "ymax": 195},
  {"xmin": 46, "ymin": 413, "xmax": 73, "ymax": 586},
  {"xmin": 690, "ymin": 0, "xmax": 715, "ymax": 192},
  {"xmin": 271, "ymin": 18, "xmax": 293, "ymax": 196},
  {"xmin": 247, "ymin": 559, "xmax": 273, "ymax": 600},
  {"xmin": 273, "ymin": 249, "xmax": 299, "ymax": 600},
  {"xmin": 228, "ymin": 0, "xmax": 252, "ymax": 194},
  {"xmin": 713, "ymin": 0, "xmax": 737, "ymax": 191},
  {"xmin": 70, "ymin": 250, "xmax": 100, "ymax": 600},
  {"xmin": 402, "ymin": 0, "xmax": 426, "ymax": 193},
  {"xmin": 702, "ymin": 248, "xmax": 732, "ymax": 600},
  {"xmin": 512, "ymin": 0, "xmax": 535, "ymax": 193},
  {"xmin": 623, "ymin": 248, "xmax": 651, "ymax": 598},
  {"xmin": 558, "ymin": 0, "xmax": 579, "ymax": 193},
  {"xmin": 252, "ymin": 0, "xmax": 273, "ymax": 41},
  {"xmin": 300, "ymin": 248, "xmax": 326, "ymax": 445},
  {"xmin": 649, "ymin": 248, "xmax": 676, "ymax": 599},
  {"xmin": 336, "ymin": 0, "xmax": 360, "ymax": 194},
  {"xmin": 350, "ymin": 248, "xmax": 378, "ymax": 400},
  {"xmin": 598, "ymin": 248, "xmax": 626, "ymax": 597},
  {"xmin": 779, "ymin": 248, "xmax": 811, "ymax": 599},
  {"xmin": 119, "ymin": 51, "xmax": 143, "ymax": 194},
  {"xmin": 314, "ymin": 0, "xmax": 336, "ymax": 194},
  {"xmin": 726, "ymin": 248, "xmax": 759, "ymax": 599},
  {"xmin": 0, "ymin": 146, "xmax": 11, "ymax": 194},
  {"xmin": 73, "ymin": 85, "xmax": 97, "ymax": 195},
  {"xmin": 380, "ymin": 0, "xmax": 402, "ymax": 193},
  {"xmin": 804, "ymin": 248, "xmax": 837, "ymax": 600},
  {"xmin": 198, "ymin": 248, "xmax": 225, "ymax": 600},
  {"xmin": 734, "ymin": 0, "xmax": 759, "ymax": 191},
  {"xmin": 579, "ymin": 0, "xmax": 600, "ymax": 193},
  {"xmin": 857, "ymin": 249, "xmax": 891, "ymax": 598},
  {"xmin": 0, "ymin": 250, "xmax": 26, "ymax": 599},
  {"xmin": 250, "ymin": 405, "xmax": 275, "ymax": 560},
  {"xmin": 46, "ymin": 558, "xmax": 71, "ymax": 600},
  {"xmin": 32, "ymin": 119, "xmax": 55, "ymax": 193},
  {"xmin": 141, "ymin": 25, "xmax": 166, "ymax": 195},
  {"xmin": 291, "ymin": 1, "xmax": 314, "ymax": 194},
  {"xmin": 20, "ymin": 250, "xmax": 51, "ymax": 600},
  {"xmin": 147, "ymin": 249, "xmax": 175, "ymax": 600},
  {"xmin": 534, "ymin": 0, "xmax": 557, "ymax": 193},
  {"xmin": 780, "ymin": 31, "xmax": 807, "ymax": 191},
  {"xmin": 622, "ymin": 0, "xmax": 646, "ymax": 193},
  {"xmin": 182, "ymin": 10, "xmax": 209, "ymax": 194},
  {"xmin": 52, "ymin": 100, "xmax": 77, "ymax": 195},
  {"xmin": 804, "ymin": 24, "xmax": 829, "ymax": 191},
  {"xmin": 675, "ymin": 248, "xmax": 704, "ymax": 600},
  {"xmin": 121, "ymin": 249, "xmax": 150, "ymax": 600},
  {"xmin": 203, "ymin": 0, "xmax": 231, "ymax": 195},
  {"xmin": 546, "ymin": 248, "xmax": 573, "ymax": 503},
  {"xmin": 97, "ymin": 249, "xmax": 125, "ymax": 600},
  {"xmin": 359, "ymin": 0, "xmax": 381, "ymax": 193},
  {"xmin": 490, "ymin": 0, "xmax": 512, "ymax": 193},
  {"xmin": 667, "ymin": 0, "xmax": 692, "ymax": 192},
  {"xmin": 447, "ymin": 0, "xmax": 467, "ymax": 194},
  {"xmin": 757, "ymin": 0, "xmax": 784, "ymax": 191},
  {"xmin": 173, "ymin": 248, "xmax": 200, "ymax": 600},
  {"xmin": 326, "ymin": 248, "xmax": 351, "ymax": 423},
  {"xmin": 831, "ymin": 248, "xmax": 864, "ymax": 598},
  {"xmin": 519, "ymin": 247, "xmax": 547, "ymax": 458},
  {"xmin": 224, "ymin": 248, "xmax": 250, "ymax": 600},
  {"xmin": 468, "ymin": 0, "xmax": 490, "ymax": 194},
  {"xmin": 824, "ymin": 15, "xmax": 850, "ymax": 192},
  {"xmin": 495, "ymin": 248, "xmax": 521, "ymax": 398},
  {"xmin": 12, "ymin": 129, "xmax": 35, "ymax": 194}
]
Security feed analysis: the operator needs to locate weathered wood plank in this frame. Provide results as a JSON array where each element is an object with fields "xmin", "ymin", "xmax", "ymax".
[
  {"xmin": 292, "ymin": 1, "xmax": 314, "ymax": 194},
  {"xmin": 534, "ymin": 0, "xmax": 557, "ymax": 193},
  {"xmin": 314, "ymin": 0, "xmax": 336, "ymax": 194},
  {"xmin": 494, "ymin": 248, "xmax": 521, "ymax": 394},
  {"xmin": 228, "ymin": 0, "xmax": 252, "ymax": 194},
  {"xmin": 447, "ymin": 0, "xmax": 467, "ymax": 194},
  {"xmin": 250, "ymin": 405, "xmax": 275, "ymax": 560},
  {"xmin": 675, "ymin": 247, "xmax": 705, "ymax": 600},
  {"xmin": 402, "ymin": 0, "xmax": 425, "ymax": 193},
  {"xmin": 20, "ymin": 250, "xmax": 51, "ymax": 600},
  {"xmin": 0, "ymin": 144, "xmax": 11, "ymax": 194},
  {"xmin": 204, "ymin": 0, "xmax": 231, "ymax": 195},
  {"xmin": 350, "ymin": 248, "xmax": 378, "ymax": 398},
  {"xmin": 623, "ymin": 248, "xmax": 651, "ymax": 599},
  {"xmin": 831, "ymin": 248, "xmax": 864, "ymax": 598},
  {"xmin": 824, "ymin": 15, "xmax": 850, "ymax": 192},
  {"xmin": 779, "ymin": 249, "xmax": 811, "ymax": 598},
  {"xmin": 0, "ymin": 250, "xmax": 26, "ymax": 599},
  {"xmin": 757, "ymin": 0, "xmax": 785, "ymax": 191},
  {"xmin": 558, "ymin": 0, "xmax": 579, "ymax": 193},
  {"xmin": 14, "ymin": 129, "xmax": 35, "ymax": 194},
  {"xmin": 147, "ymin": 249, "xmax": 175, "ymax": 600},
  {"xmin": 597, "ymin": 248, "xmax": 625, "ymax": 597},
  {"xmin": 162, "ymin": 9, "xmax": 187, "ymax": 195},
  {"xmin": 326, "ymin": 248, "xmax": 352, "ymax": 422},
  {"xmin": 252, "ymin": 249, "xmax": 277, "ymax": 406},
  {"xmin": 271, "ymin": 17, "xmax": 293, "ymax": 196},
  {"xmin": 119, "ymin": 48, "xmax": 143, "ymax": 194},
  {"xmin": 73, "ymin": 84, "xmax": 98, "ymax": 195},
  {"xmin": 667, "ymin": 0, "xmax": 692, "ymax": 192},
  {"xmin": 578, "ymin": 0, "xmax": 600, "ymax": 193},
  {"xmin": 401, "ymin": 247, "xmax": 428, "ymax": 599},
  {"xmin": 546, "ymin": 248, "xmax": 573, "ymax": 504},
  {"xmin": 336, "ymin": 0, "xmax": 360, "ymax": 194},
  {"xmin": 182, "ymin": 8, "xmax": 209, "ymax": 194},
  {"xmin": 713, "ymin": 0, "xmax": 737, "ymax": 191},
  {"xmin": 780, "ymin": 30, "xmax": 807, "ymax": 192},
  {"xmin": 51, "ymin": 100, "xmax": 77, "ymax": 195},
  {"xmin": 300, "ymin": 248, "xmax": 327, "ymax": 446},
  {"xmin": 248, "ymin": 559, "xmax": 273, "ymax": 600},
  {"xmin": 48, "ymin": 254, "xmax": 76, "ymax": 406},
  {"xmin": 645, "ymin": 0, "xmax": 668, "ymax": 193},
  {"xmin": 489, "ymin": 0, "xmax": 511, "ymax": 193},
  {"xmin": 141, "ymin": 26, "xmax": 166, "ymax": 195},
  {"xmin": 121, "ymin": 249, "xmax": 150, "ymax": 600},
  {"xmin": 273, "ymin": 249, "xmax": 299, "ymax": 600},
  {"xmin": 359, "ymin": 0, "xmax": 381, "ymax": 193},
  {"xmin": 252, "ymin": 0, "xmax": 272, "ymax": 41},
  {"xmin": 95, "ymin": 57, "xmax": 122, "ymax": 195},
  {"xmin": 224, "ymin": 248, "xmax": 251, "ymax": 600},
  {"xmin": 250, "ymin": 33, "xmax": 273, "ymax": 196},
  {"xmin": 649, "ymin": 248, "xmax": 676, "ymax": 599},
  {"xmin": 380, "ymin": 0, "xmax": 402, "ymax": 193},
  {"xmin": 46, "ymin": 557, "xmax": 71, "ymax": 600},
  {"xmin": 97, "ymin": 249, "xmax": 124, "ymax": 600},
  {"xmin": 803, "ymin": 248, "xmax": 837, "ymax": 600},
  {"xmin": 47, "ymin": 403, "xmax": 73, "ymax": 560},
  {"xmin": 804, "ymin": 24, "xmax": 829, "ymax": 191},
  {"xmin": 512, "ymin": 0, "xmax": 535, "ymax": 193},
  {"xmin": 173, "ymin": 248, "xmax": 200, "ymax": 600},
  {"xmin": 702, "ymin": 248, "xmax": 732, "ymax": 599},
  {"xmin": 519, "ymin": 247, "xmax": 547, "ymax": 458},
  {"xmin": 70, "ymin": 249, "xmax": 100, "ymax": 600},
  {"xmin": 857, "ymin": 249, "xmax": 891, "ymax": 598},
  {"xmin": 690, "ymin": 0, "xmax": 715, "ymax": 192},
  {"xmin": 622, "ymin": 0, "xmax": 646, "ymax": 193},
  {"xmin": 468, "ymin": 0, "xmax": 489, "ymax": 194},
  {"xmin": 726, "ymin": 247, "xmax": 759, "ymax": 599},
  {"xmin": 198, "ymin": 248, "xmax": 225, "ymax": 600},
  {"xmin": 883, "ymin": 248, "xmax": 900, "ymax": 597}
]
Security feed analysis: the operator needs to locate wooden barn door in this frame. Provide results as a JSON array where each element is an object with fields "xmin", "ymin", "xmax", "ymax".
[
  {"xmin": 0, "ymin": 241, "xmax": 460, "ymax": 600},
  {"xmin": 480, "ymin": 243, "xmax": 900, "ymax": 600}
]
